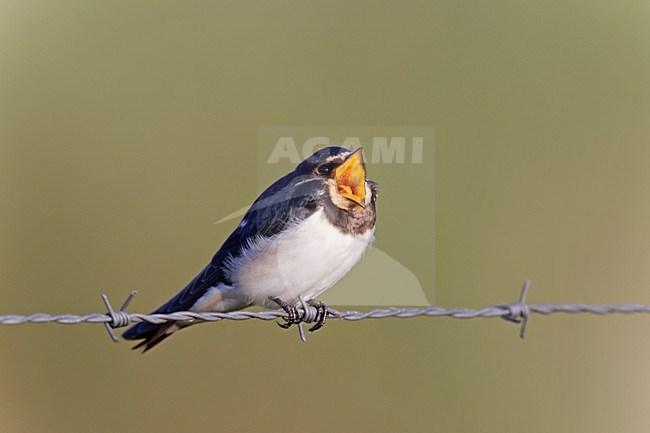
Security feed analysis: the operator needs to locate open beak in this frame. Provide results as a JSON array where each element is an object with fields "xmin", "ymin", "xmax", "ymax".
[{"xmin": 335, "ymin": 148, "xmax": 366, "ymax": 206}]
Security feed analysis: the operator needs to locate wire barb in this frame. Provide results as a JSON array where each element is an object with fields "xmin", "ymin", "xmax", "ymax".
[
  {"xmin": 2, "ymin": 281, "xmax": 650, "ymax": 345},
  {"xmin": 295, "ymin": 295, "xmax": 323, "ymax": 342},
  {"xmin": 500, "ymin": 280, "xmax": 531, "ymax": 339},
  {"xmin": 100, "ymin": 291, "xmax": 137, "ymax": 343}
]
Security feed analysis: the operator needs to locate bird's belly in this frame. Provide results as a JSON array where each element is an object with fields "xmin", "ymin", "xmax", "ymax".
[{"xmin": 227, "ymin": 210, "xmax": 374, "ymax": 307}]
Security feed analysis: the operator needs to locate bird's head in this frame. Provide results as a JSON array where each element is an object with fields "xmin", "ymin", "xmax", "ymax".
[{"xmin": 297, "ymin": 146, "xmax": 371, "ymax": 211}]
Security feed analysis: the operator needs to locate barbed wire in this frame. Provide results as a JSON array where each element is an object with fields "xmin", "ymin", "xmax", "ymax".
[{"xmin": 1, "ymin": 281, "xmax": 649, "ymax": 343}]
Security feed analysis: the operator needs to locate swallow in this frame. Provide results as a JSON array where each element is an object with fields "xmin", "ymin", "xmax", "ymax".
[{"xmin": 122, "ymin": 146, "xmax": 377, "ymax": 351}]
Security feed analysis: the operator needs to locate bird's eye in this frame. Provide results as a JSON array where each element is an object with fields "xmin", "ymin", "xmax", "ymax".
[{"xmin": 315, "ymin": 163, "xmax": 337, "ymax": 176}]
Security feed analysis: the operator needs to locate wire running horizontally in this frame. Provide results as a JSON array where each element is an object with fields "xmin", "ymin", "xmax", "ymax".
[{"xmin": 1, "ymin": 281, "xmax": 650, "ymax": 342}]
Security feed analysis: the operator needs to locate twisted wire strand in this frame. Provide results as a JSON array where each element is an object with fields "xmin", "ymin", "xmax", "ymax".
[
  {"xmin": 1, "ymin": 281, "xmax": 649, "ymax": 342},
  {"xmin": 1, "ymin": 303, "xmax": 649, "ymax": 325}
]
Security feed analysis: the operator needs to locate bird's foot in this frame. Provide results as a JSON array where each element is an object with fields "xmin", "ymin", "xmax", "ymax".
[
  {"xmin": 307, "ymin": 300, "xmax": 328, "ymax": 333},
  {"xmin": 270, "ymin": 297, "xmax": 330, "ymax": 335},
  {"xmin": 270, "ymin": 297, "xmax": 301, "ymax": 329}
]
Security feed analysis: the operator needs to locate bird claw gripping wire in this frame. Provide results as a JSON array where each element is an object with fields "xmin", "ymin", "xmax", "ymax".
[
  {"xmin": 101, "ymin": 291, "xmax": 137, "ymax": 343},
  {"xmin": 306, "ymin": 299, "xmax": 328, "ymax": 333},
  {"xmin": 271, "ymin": 296, "xmax": 331, "ymax": 342},
  {"xmin": 500, "ymin": 280, "xmax": 531, "ymax": 339},
  {"xmin": 270, "ymin": 297, "xmax": 301, "ymax": 330}
]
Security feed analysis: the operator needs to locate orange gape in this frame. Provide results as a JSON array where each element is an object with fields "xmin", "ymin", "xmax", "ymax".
[
  {"xmin": 339, "ymin": 184, "xmax": 354, "ymax": 196},
  {"xmin": 335, "ymin": 148, "xmax": 366, "ymax": 206}
]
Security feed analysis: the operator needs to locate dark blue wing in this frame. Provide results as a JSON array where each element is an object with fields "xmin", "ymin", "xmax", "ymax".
[{"xmin": 123, "ymin": 170, "xmax": 323, "ymax": 340}]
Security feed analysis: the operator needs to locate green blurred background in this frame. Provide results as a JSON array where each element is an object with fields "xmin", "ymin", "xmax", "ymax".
[{"xmin": 1, "ymin": 1, "xmax": 650, "ymax": 432}]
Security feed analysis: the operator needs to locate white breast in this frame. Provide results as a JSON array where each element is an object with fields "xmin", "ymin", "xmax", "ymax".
[{"xmin": 225, "ymin": 209, "xmax": 374, "ymax": 307}]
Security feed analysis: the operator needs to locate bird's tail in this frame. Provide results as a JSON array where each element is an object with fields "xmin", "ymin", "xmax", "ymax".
[{"xmin": 122, "ymin": 321, "xmax": 180, "ymax": 353}]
